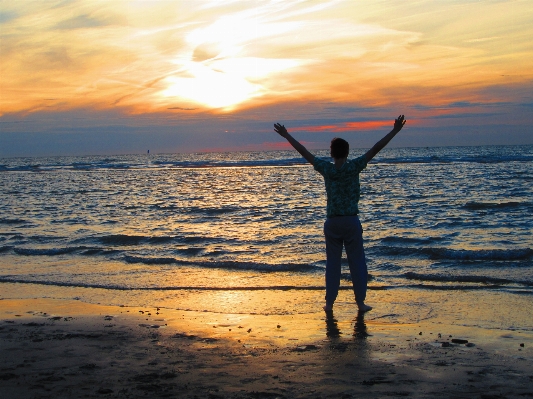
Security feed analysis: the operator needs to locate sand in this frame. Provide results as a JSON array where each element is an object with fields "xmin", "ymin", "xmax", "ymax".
[{"xmin": 1, "ymin": 298, "xmax": 532, "ymax": 399}]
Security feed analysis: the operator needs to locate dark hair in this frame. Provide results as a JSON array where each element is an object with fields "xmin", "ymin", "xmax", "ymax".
[{"xmin": 330, "ymin": 137, "xmax": 349, "ymax": 159}]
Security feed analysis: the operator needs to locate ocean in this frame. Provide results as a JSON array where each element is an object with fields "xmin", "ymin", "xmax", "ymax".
[{"xmin": 1, "ymin": 145, "xmax": 532, "ymax": 328}]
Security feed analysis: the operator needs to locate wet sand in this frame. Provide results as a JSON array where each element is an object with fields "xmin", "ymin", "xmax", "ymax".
[{"xmin": 1, "ymin": 298, "xmax": 532, "ymax": 398}]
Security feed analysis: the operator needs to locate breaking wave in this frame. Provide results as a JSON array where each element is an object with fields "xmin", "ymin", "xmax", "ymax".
[
  {"xmin": 376, "ymin": 246, "xmax": 533, "ymax": 261},
  {"xmin": 404, "ymin": 272, "xmax": 533, "ymax": 287},
  {"xmin": 123, "ymin": 255, "xmax": 320, "ymax": 272},
  {"xmin": 463, "ymin": 201, "xmax": 531, "ymax": 211}
]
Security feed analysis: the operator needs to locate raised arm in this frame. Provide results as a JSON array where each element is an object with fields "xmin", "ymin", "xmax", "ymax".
[
  {"xmin": 274, "ymin": 123, "xmax": 315, "ymax": 165},
  {"xmin": 365, "ymin": 115, "xmax": 406, "ymax": 163}
]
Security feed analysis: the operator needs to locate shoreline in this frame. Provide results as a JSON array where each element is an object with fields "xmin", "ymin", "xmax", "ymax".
[{"xmin": 1, "ymin": 298, "xmax": 532, "ymax": 398}]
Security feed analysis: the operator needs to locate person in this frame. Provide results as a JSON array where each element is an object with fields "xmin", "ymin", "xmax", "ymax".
[{"xmin": 274, "ymin": 115, "xmax": 406, "ymax": 313}]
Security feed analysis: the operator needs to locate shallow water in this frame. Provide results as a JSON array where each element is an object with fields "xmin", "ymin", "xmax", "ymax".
[{"xmin": 1, "ymin": 145, "xmax": 532, "ymax": 327}]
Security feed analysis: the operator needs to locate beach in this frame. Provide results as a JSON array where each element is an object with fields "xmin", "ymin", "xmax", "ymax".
[{"xmin": 1, "ymin": 291, "xmax": 533, "ymax": 399}]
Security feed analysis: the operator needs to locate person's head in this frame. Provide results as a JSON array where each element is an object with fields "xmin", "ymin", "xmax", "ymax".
[{"xmin": 330, "ymin": 137, "xmax": 349, "ymax": 159}]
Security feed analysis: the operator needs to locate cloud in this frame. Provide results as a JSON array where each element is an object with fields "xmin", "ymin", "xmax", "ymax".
[
  {"xmin": 1, "ymin": 0, "xmax": 532, "ymax": 155},
  {"xmin": 54, "ymin": 13, "xmax": 115, "ymax": 30},
  {"xmin": 0, "ymin": 9, "xmax": 18, "ymax": 23},
  {"xmin": 412, "ymin": 101, "xmax": 513, "ymax": 111},
  {"xmin": 0, "ymin": 0, "xmax": 424, "ymax": 114}
]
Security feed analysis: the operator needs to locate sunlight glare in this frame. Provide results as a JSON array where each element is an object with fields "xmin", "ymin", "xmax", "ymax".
[
  {"xmin": 163, "ymin": 62, "xmax": 263, "ymax": 110},
  {"xmin": 161, "ymin": 11, "xmax": 303, "ymax": 110}
]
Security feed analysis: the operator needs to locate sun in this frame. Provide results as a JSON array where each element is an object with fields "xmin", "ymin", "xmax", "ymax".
[
  {"xmin": 161, "ymin": 11, "xmax": 301, "ymax": 111},
  {"xmin": 162, "ymin": 61, "xmax": 264, "ymax": 111}
]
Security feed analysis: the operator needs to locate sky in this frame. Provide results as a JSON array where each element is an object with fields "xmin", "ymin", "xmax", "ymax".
[{"xmin": 1, "ymin": 0, "xmax": 532, "ymax": 157}]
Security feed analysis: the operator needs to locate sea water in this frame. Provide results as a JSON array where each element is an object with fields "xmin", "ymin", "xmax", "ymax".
[{"xmin": 1, "ymin": 145, "xmax": 532, "ymax": 327}]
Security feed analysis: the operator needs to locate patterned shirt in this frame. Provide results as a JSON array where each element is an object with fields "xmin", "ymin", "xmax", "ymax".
[{"xmin": 313, "ymin": 155, "xmax": 368, "ymax": 217}]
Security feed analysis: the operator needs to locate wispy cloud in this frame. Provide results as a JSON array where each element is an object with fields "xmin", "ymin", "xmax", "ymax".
[{"xmin": 1, "ymin": 0, "xmax": 532, "ymax": 153}]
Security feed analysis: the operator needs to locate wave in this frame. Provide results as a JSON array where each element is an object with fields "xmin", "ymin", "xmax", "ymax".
[
  {"xmin": 376, "ymin": 246, "xmax": 533, "ymax": 261},
  {"xmin": 96, "ymin": 234, "xmax": 146, "ymax": 246},
  {"xmin": 146, "ymin": 236, "xmax": 177, "ymax": 244},
  {"xmin": 14, "ymin": 247, "xmax": 82, "ymax": 256},
  {"xmin": 175, "ymin": 247, "xmax": 204, "ymax": 255},
  {"xmin": 2, "ymin": 146, "xmax": 531, "ymax": 172},
  {"xmin": 404, "ymin": 284, "xmax": 523, "ymax": 291},
  {"xmin": 0, "ymin": 165, "xmax": 42, "ymax": 172},
  {"xmin": 0, "ymin": 218, "xmax": 28, "ymax": 225},
  {"xmin": 71, "ymin": 161, "xmax": 130, "ymax": 170},
  {"xmin": 0, "ymin": 157, "xmax": 309, "ymax": 172},
  {"xmin": 377, "ymin": 154, "xmax": 533, "ymax": 165},
  {"xmin": 379, "ymin": 236, "xmax": 449, "ymax": 245},
  {"xmin": 25, "ymin": 235, "xmax": 67, "ymax": 243},
  {"xmin": 0, "ymin": 245, "xmax": 13, "ymax": 253},
  {"xmin": 404, "ymin": 272, "xmax": 533, "ymax": 287},
  {"xmin": 0, "ymin": 276, "xmax": 329, "ymax": 291},
  {"xmin": 71, "ymin": 162, "xmax": 130, "ymax": 170},
  {"xmin": 79, "ymin": 234, "xmax": 217, "ymax": 246},
  {"xmin": 123, "ymin": 255, "xmax": 320, "ymax": 272},
  {"xmin": 80, "ymin": 248, "xmax": 122, "ymax": 256},
  {"xmin": 148, "ymin": 205, "xmax": 242, "ymax": 216},
  {"xmin": 151, "ymin": 158, "xmax": 308, "ymax": 169},
  {"xmin": 7, "ymin": 242, "xmax": 531, "ymax": 264},
  {"xmin": 1, "ymin": 275, "xmax": 529, "ymax": 293},
  {"xmin": 187, "ymin": 206, "xmax": 241, "ymax": 215},
  {"xmin": 463, "ymin": 201, "xmax": 531, "ymax": 211},
  {"xmin": 10, "ymin": 245, "xmax": 120, "ymax": 256},
  {"xmin": 124, "ymin": 255, "xmax": 176, "ymax": 265}
]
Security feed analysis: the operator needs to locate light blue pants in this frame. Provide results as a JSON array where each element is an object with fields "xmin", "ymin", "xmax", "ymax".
[{"xmin": 324, "ymin": 216, "xmax": 367, "ymax": 305}]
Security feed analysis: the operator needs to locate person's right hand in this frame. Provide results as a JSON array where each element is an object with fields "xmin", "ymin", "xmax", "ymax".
[
  {"xmin": 274, "ymin": 123, "xmax": 289, "ymax": 137},
  {"xmin": 393, "ymin": 115, "xmax": 406, "ymax": 132}
]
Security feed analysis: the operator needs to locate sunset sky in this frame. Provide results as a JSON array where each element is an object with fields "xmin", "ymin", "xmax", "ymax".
[{"xmin": 1, "ymin": 0, "xmax": 532, "ymax": 157}]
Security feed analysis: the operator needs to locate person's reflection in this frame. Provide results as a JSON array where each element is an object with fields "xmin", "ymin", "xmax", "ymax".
[
  {"xmin": 325, "ymin": 310, "xmax": 371, "ymax": 339},
  {"xmin": 353, "ymin": 310, "xmax": 371, "ymax": 339},
  {"xmin": 325, "ymin": 311, "xmax": 341, "ymax": 338}
]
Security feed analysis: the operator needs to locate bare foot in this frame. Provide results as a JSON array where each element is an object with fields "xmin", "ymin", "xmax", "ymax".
[
  {"xmin": 357, "ymin": 303, "xmax": 372, "ymax": 313},
  {"xmin": 323, "ymin": 303, "xmax": 333, "ymax": 312}
]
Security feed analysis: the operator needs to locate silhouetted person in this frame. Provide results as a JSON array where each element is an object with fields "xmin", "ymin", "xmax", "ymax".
[{"xmin": 274, "ymin": 115, "xmax": 406, "ymax": 313}]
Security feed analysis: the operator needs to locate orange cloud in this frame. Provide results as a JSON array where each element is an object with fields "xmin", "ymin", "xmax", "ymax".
[
  {"xmin": 290, "ymin": 120, "xmax": 391, "ymax": 133},
  {"xmin": 1, "ymin": 0, "xmax": 532, "ymax": 132}
]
